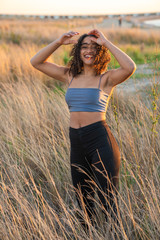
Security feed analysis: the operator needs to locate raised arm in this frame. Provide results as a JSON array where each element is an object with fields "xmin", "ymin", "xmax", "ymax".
[
  {"xmin": 88, "ymin": 29, "xmax": 136, "ymax": 87},
  {"xmin": 30, "ymin": 31, "xmax": 79, "ymax": 83}
]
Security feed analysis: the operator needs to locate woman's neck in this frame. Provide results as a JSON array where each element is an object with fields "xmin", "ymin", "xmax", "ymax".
[{"xmin": 81, "ymin": 66, "xmax": 96, "ymax": 76}]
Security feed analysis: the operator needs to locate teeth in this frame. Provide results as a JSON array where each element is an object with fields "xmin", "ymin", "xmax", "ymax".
[{"xmin": 85, "ymin": 55, "xmax": 93, "ymax": 58}]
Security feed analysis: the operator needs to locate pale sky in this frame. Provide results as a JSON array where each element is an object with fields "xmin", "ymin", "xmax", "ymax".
[{"xmin": 1, "ymin": 0, "xmax": 160, "ymax": 15}]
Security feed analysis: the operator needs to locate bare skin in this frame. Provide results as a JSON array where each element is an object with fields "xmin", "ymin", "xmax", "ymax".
[
  {"xmin": 66, "ymin": 69, "xmax": 113, "ymax": 129},
  {"xmin": 30, "ymin": 29, "xmax": 136, "ymax": 128}
]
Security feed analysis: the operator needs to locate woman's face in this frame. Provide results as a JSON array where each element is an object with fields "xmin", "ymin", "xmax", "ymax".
[{"xmin": 80, "ymin": 36, "xmax": 98, "ymax": 66}]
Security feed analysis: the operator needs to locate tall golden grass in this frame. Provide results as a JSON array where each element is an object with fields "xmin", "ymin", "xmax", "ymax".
[
  {"xmin": 0, "ymin": 18, "xmax": 160, "ymax": 239},
  {"xmin": 1, "ymin": 19, "xmax": 160, "ymax": 45}
]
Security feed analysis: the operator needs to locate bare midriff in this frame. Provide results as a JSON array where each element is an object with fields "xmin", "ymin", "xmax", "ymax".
[
  {"xmin": 67, "ymin": 72, "xmax": 112, "ymax": 129},
  {"xmin": 69, "ymin": 112, "xmax": 106, "ymax": 129}
]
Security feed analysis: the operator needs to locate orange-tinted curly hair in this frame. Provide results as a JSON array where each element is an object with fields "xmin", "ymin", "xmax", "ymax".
[{"xmin": 67, "ymin": 34, "xmax": 111, "ymax": 77}]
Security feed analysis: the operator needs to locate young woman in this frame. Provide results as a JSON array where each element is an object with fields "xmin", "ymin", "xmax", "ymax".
[{"xmin": 30, "ymin": 29, "xmax": 136, "ymax": 231}]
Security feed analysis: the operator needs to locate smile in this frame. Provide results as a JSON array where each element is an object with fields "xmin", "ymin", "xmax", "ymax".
[{"xmin": 84, "ymin": 55, "xmax": 94, "ymax": 59}]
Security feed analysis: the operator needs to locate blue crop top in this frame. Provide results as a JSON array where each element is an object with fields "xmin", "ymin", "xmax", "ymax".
[{"xmin": 65, "ymin": 74, "xmax": 109, "ymax": 112}]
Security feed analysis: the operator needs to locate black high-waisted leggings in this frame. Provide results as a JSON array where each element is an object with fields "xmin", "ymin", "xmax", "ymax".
[{"xmin": 69, "ymin": 120, "xmax": 121, "ymax": 225}]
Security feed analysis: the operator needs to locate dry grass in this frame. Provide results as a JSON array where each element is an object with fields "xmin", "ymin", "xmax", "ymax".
[
  {"xmin": 0, "ymin": 18, "xmax": 160, "ymax": 239},
  {"xmin": 1, "ymin": 18, "xmax": 160, "ymax": 45}
]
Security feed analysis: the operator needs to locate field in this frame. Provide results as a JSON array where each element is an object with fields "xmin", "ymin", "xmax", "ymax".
[{"xmin": 0, "ymin": 18, "xmax": 160, "ymax": 239}]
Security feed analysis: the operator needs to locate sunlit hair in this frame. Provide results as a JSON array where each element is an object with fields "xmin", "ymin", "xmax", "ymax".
[{"xmin": 67, "ymin": 33, "xmax": 111, "ymax": 77}]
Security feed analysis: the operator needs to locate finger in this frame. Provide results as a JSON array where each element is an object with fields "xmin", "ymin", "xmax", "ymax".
[
  {"xmin": 67, "ymin": 31, "xmax": 79, "ymax": 35},
  {"xmin": 88, "ymin": 29, "xmax": 98, "ymax": 34},
  {"xmin": 66, "ymin": 32, "xmax": 79, "ymax": 38},
  {"xmin": 91, "ymin": 29, "xmax": 99, "ymax": 33},
  {"xmin": 88, "ymin": 30, "xmax": 99, "ymax": 37},
  {"xmin": 66, "ymin": 33, "xmax": 74, "ymax": 38},
  {"xmin": 68, "ymin": 30, "xmax": 78, "ymax": 33},
  {"xmin": 69, "ymin": 39, "xmax": 78, "ymax": 44}
]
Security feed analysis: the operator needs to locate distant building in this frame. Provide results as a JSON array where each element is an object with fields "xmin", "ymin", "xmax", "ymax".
[
  {"xmin": 54, "ymin": 16, "xmax": 60, "ymax": 19},
  {"xmin": 144, "ymin": 13, "xmax": 150, "ymax": 16},
  {"xmin": 0, "ymin": 12, "xmax": 160, "ymax": 20}
]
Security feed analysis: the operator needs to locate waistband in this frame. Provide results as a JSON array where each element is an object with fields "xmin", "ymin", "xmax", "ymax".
[{"xmin": 69, "ymin": 120, "xmax": 107, "ymax": 131}]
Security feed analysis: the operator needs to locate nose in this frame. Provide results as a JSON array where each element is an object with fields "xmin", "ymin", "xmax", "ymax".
[{"xmin": 86, "ymin": 46, "xmax": 95, "ymax": 54}]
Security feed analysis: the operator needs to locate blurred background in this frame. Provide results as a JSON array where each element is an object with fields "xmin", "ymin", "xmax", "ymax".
[{"xmin": 0, "ymin": 1, "xmax": 160, "ymax": 240}]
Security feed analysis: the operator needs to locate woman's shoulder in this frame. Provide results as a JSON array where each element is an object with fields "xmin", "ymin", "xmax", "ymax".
[
  {"xmin": 100, "ymin": 70, "xmax": 112, "ymax": 88},
  {"xmin": 66, "ymin": 71, "xmax": 74, "ymax": 85},
  {"xmin": 101, "ymin": 70, "xmax": 110, "ymax": 80}
]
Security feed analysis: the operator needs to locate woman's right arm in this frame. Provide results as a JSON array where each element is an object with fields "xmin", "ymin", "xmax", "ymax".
[{"xmin": 30, "ymin": 31, "xmax": 79, "ymax": 83}]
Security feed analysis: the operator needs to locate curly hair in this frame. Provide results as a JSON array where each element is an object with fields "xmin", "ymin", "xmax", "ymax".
[{"xmin": 67, "ymin": 33, "xmax": 111, "ymax": 77}]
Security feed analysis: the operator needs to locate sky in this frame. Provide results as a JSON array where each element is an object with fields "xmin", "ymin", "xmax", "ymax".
[{"xmin": 1, "ymin": 0, "xmax": 160, "ymax": 16}]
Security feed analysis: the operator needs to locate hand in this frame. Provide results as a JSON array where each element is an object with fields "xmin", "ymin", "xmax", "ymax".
[
  {"xmin": 58, "ymin": 31, "xmax": 79, "ymax": 45},
  {"xmin": 87, "ymin": 29, "xmax": 107, "ymax": 46}
]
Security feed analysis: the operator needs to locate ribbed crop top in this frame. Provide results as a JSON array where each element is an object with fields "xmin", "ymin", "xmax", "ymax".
[{"xmin": 65, "ymin": 74, "xmax": 109, "ymax": 112}]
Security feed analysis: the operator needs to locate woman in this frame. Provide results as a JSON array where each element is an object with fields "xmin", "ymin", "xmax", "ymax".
[{"xmin": 30, "ymin": 29, "xmax": 136, "ymax": 231}]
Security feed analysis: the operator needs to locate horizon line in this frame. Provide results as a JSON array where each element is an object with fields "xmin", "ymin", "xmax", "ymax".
[{"xmin": 0, "ymin": 11, "xmax": 160, "ymax": 16}]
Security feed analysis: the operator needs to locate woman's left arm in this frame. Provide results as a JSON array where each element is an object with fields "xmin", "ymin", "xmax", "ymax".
[
  {"xmin": 88, "ymin": 29, "xmax": 136, "ymax": 87},
  {"xmin": 103, "ymin": 39, "xmax": 136, "ymax": 87}
]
